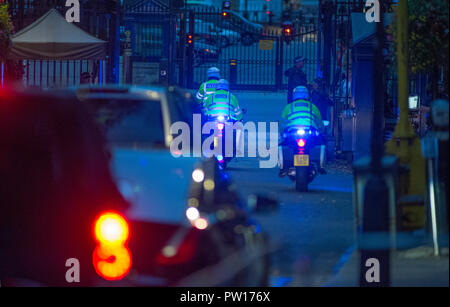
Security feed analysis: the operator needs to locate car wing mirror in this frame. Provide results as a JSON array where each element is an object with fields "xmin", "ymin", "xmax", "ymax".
[{"xmin": 248, "ymin": 194, "xmax": 278, "ymax": 214}]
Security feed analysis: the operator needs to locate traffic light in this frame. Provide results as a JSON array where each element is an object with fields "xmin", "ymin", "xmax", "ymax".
[
  {"xmin": 282, "ymin": 22, "xmax": 294, "ymax": 43},
  {"xmin": 222, "ymin": 1, "xmax": 231, "ymax": 19},
  {"xmin": 187, "ymin": 34, "xmax": 193, "ymax": 46}
]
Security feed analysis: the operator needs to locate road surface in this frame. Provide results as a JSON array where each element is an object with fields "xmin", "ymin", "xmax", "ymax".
[{"xmin": 227, "ymin": 91, "xmax": 355, "ymax": 286}]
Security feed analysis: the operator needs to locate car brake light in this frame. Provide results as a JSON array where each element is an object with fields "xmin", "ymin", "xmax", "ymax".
[
  {"xmin": 94, "ymin": 212, "xmax": 130, "ymax": 245},
  {"xmin": 92, "ymin": 245, "xmax": 132, "ymax": 280},
  {"xmin": 297, "ymin": 139, "xmax": 306, "ymax": 147},
  {"xmin": 93, "ymin": 211, "xmax": 132, "ymax": 280}
]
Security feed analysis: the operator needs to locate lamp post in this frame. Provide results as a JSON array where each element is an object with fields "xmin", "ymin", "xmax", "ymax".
[{"xmin": 359, "ymin": 0, "xmax": 391, "ymax": 287}]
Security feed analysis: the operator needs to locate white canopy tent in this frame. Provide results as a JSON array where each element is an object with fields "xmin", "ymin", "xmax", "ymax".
[{"xmin": 11, "ymin": 8, "xmax": 106, "ymax": 60}]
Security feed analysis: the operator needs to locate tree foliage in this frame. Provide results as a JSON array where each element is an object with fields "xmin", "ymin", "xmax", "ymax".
[
  {"xmin": 406, "ymin": 0, "xmax": 448, "ymax": 74},
  {"xmin": 0, "ymin": 0, "xmax": 13, "ymax": 61},
  {"xmin": 0, "ymin": 0, "xmax": 23, "ymax": 81}
]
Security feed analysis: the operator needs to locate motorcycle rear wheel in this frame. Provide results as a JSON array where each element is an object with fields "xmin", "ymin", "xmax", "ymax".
[{"xmin": 295, "ymin": 166, "xmax": 309, "ymax": 192}]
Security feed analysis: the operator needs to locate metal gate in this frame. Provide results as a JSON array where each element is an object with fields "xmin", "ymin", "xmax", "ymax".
[
  {"xmin": 123, "ymin": 3, "xmax": 319, "ymax": 90},
  {"xmin": 122, "ymin": 3, "xmax": 178, "ymax": 85},
  {"xmin": 187, "ymin": 7, "xmax": 319, "ymax": 91}
]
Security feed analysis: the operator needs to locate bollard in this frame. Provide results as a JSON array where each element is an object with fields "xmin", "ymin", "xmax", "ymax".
[
  {"xmin": 229, "ymin": 59, "xmax": 237, "ymax": 90},
  {"xmin": 421, "ymin": 136, "xmax": 441, "ymax": 256}
]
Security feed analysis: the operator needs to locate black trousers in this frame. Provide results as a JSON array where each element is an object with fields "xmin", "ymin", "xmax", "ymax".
[{"xmin": 287, "ymin": 89, "xmax": 293, "ymax": 104}]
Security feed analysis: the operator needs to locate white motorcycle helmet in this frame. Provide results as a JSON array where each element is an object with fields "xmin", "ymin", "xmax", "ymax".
[
  {"xmin": 216, "ymin": 79, "xmax": 230, "ymax": 91},
  {"xmin": 292, "ymin": 86, "xmax": 310, "ymax": 101},
  {"xmin": 207, "ymin": 67, "xmax": 220, "ymax": 80}
]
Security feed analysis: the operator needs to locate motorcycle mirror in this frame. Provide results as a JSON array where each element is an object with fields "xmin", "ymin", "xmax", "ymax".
[{"xmin": 247, "ymin": 194, "xmax": 279, "ymax": 214}]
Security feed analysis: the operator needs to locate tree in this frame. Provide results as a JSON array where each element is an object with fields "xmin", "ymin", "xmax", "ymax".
[
  {"xmin": 390, "ymin": 0, "xmax": 449, "ymax": 98},
  {"xmin": 0, "ymin": 0, "xmax": 13, "ymax": 61},
  {"xmin": 0, "ymin": 0, "xmax": 23, "ymax": 82}
]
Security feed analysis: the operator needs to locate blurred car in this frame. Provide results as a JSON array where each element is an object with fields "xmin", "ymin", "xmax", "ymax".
[
  {"xmin": 192, "ymin": 41, "xmax": 220, "ymax": 66},
  {"xmin": 75, "ymin": 85, "xmax": 274, "ymax": 286},
  {"xmin": 222, "ymin": 10, "xmax": 264, "ymax": 46},
  {"xmin": 187, "ymin": 18, "xmax": 240, "ymax": 48},
  {"xmin": 0, "ymin": 86, "xmax": 129, "ymax": 286},
  {"xmin": 176, "ymin": 34, "xmax": 220, "ymax": 65},
  {"xmin": 215, "ymin": 27, "xmax": 241, "ymax": 47},
  {"xmin": 0, "ymin": 85, "xmax": 273, "ymax": 286},
  {"xmin": 193, "ymin": 8, "xmax": 263, "ymax": 46}
]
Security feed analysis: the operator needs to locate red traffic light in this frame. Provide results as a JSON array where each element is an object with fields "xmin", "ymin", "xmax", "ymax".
[
  {"xmin": 187, "ymin": 34, "xmax": 193, "ymax": 44},
  {"xmin": 221, "ymin": 2, "xmax": 231, "ymax": 19}
]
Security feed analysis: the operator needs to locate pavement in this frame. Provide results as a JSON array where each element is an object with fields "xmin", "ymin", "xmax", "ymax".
[{"xmin": 326, "ymin": 246, "xmax": 449, "ymax": 287}]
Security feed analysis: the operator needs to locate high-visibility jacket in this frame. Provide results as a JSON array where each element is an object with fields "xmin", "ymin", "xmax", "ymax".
[
  {"xmin": 196, "ymin": 79, "xmax": 219, "ymax": 103},
  {"xmin": 204, "ymin": 89, "xmax": 243, "ymax": 121},
  {"xmin": 281, "ymin": 99, "xmax": 324, "ymax": 132}
]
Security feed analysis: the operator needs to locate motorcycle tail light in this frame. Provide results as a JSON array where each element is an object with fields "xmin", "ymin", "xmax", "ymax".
[
  {"xmin": 217, "ymin": 155, "xmax": 224, "ymax": 163},
  {"xmin": 297, "ymin": 139, "xmax": 306, "ymax": 147},
  {"xmin": 217, "ymin": 123, "xmax": 225, "ymax": 130}
]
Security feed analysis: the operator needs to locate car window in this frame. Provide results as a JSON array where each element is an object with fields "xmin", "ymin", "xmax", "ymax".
[
  {"xmin": 87, "ymin": 98, "xmax": 165, "ymax": 147},
  {"xmin": 167, "ymin": 89, "xmax": 195, "ymax": 126}
]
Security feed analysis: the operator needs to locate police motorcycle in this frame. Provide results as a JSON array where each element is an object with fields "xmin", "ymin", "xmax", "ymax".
[
  {"xmin": 206, "ymin": 113, "xmax": 239, "ymax": 170},
  {"xmin": 279, "ymin": 121, "xmax": 329, "ymax": 192}
]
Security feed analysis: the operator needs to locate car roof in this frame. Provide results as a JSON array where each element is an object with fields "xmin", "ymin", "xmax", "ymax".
[
  {"xmin": 225, "ymin": 10, "xmax": 264, "ymax": 29},
  {"xmin": 75, "ymin": 84, "xmax": 170, "ymax": 101},
  {"xmin": 77, "ymin": 84, "xmax": 165, "ymax": 94}
]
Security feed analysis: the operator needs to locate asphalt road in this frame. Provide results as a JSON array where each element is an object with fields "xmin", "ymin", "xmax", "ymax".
[{"xmin": 226, "ymin": 91, "xmax": 355, "ymax": 286}]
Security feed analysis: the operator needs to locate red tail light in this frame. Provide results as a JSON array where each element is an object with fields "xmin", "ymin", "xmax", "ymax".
[
  {"xmin": 94, "ymin": 212, "xmax": 130, "ymax": 245},
  {"xmin": 217, "ymin": 123, "xmax": 225, "ymax": 131},
  {"xmin": 93, "ymin": 211, "xmax": 132, "ymax": 280},
  {"xmin": 92, "ymin": 245, "xmax": 132, "ymax": 280},
  {"xmin": 297, "ymin": 139, "xmax": 306, "ymax": 147}
]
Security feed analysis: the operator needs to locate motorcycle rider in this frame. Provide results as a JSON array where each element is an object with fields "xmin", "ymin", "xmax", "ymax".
[
  {"xmin": 204, "ymin": 79, "xmax": 243, "ymax": 121},
  {"xmin": 196, "ymin": 67, "xmax": 221, "ymax": 108},
  {"xmin": 204, "ymin": 79, "xmax": 244, "ymax": 157},
  {"xmin": 279, "ymin": 85, "xmax": 327, "ymax": 177}
]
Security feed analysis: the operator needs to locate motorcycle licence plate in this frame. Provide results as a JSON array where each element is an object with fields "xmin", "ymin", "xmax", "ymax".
[{"xmin": 294, "ymin": 154, "xmax": 309, "ymax": 166}]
